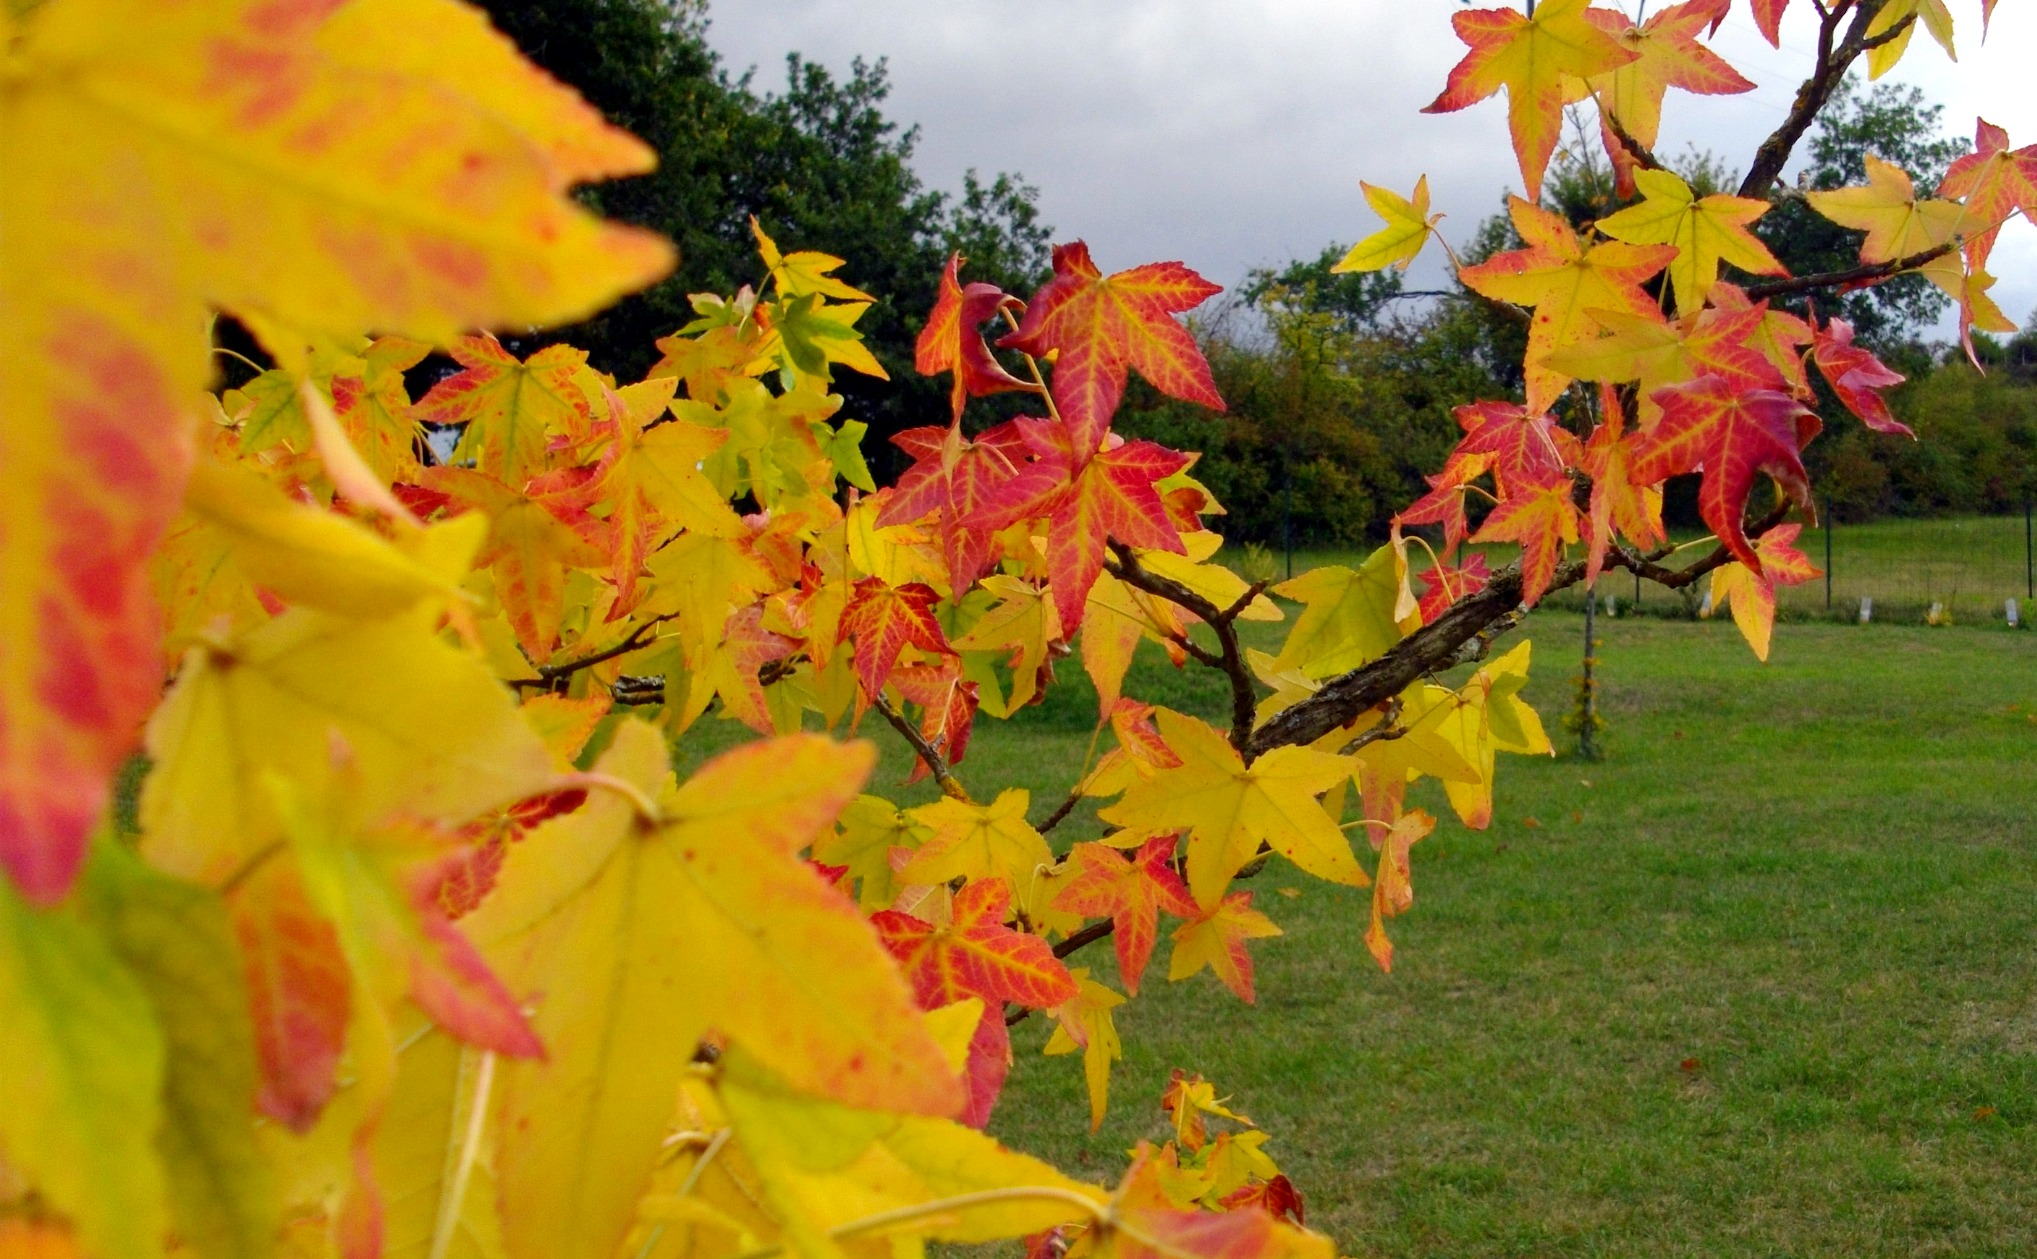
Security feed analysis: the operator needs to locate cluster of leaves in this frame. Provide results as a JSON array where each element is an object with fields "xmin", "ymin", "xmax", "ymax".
[{"xmin": 0, "ymin": 3, "xmax": 2025, "ymax": 1259}]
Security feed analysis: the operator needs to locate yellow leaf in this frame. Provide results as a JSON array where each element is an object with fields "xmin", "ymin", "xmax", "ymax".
[
  {"xmin": 898, "ymin": 790, "xmax": 1053, "ymax": 890},
  {"xmin": 1334, "ymin": 177, "xmax": 1444, "ymax": 273},
  {"xmin": 1594, "ymin": 169, "xmax": 1786, "ymax": 315},
  {"xmin": 814, "ymin": 796, "xmax": 929, "ymax": 912},
  {"xmin": 1806, "ymin": 155, "xmax": 1965, "ymax": 264},
  {"xmin": 1269, "ymin": 546, "xmax": 1417, "ymax": 681},
  {"xmin": 1099, "ymin": 710, "xmax": 1361, "ymax": 908},
  {"xmin": 464, "ymin": 721, "xmax": 960, "ymax": 1259},
  {"xmin": 952, "ymin": 576, "xmax": 1062, "ymax": 716},
  {"xmin": 1043, "ymin": 969, "xmax": 1127, "ymax": 1132}
]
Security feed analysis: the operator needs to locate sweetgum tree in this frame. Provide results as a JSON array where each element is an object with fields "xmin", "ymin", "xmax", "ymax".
[{"xmin": 0, "ymin": 2, "xmax": 2028, "ymax": 1259}]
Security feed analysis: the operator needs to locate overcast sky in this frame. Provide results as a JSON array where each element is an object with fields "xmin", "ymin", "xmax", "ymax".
[{"xmin": 705, "ymin": 0, "xmax": 2037, "ymax": 340}]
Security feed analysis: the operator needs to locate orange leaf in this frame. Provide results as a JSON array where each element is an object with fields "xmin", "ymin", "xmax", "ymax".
[
  {"xmin": 1709, "ymin": 523, "xmax": 1821, "ymax": 661},
  {"xmin": 873, "ymin": 877, "xmax": 1079, "ymax": 1013},
  {"xmin": 1364, "ymin": 809, "xmax": 1436, "ymax": 973},
  {"xmin": 916, "ymin": 253, "xmax": 1031, "ymax": 419},
  {"xmin": 1168, "ymin": 892, "xmax": 1282, "ymax": 1003},
  {"xmin": 1579, "ymin": 387, "xmax": 1665, "ymax": 587},
  {"xmin": 999, "ymin": 243, "xmax": 1224, "ymax": 454},
  {"xmin": 1468, "ymin": 471, "xmax": 1581, "ymax": 607},
  {"xmin": 1812, "ymin": 318, "xmax": 1912, "ymax": 437},
  {"xmin": 1053, "ymin": 836, "xmax": 1198, "ymax": 996},
  {"xmin": 228, "ymin": 860, "xmax": 351, "ymax": 1132},
  {"xmin": 842, "ymin": 578, "xmax": 953, "ymax": 701},
  {"xmin": 880, "ymin": 419, "xmax": 1032, "ymax": 588},
  {"xmin": 1584, "ymin": 0, "xmax": 1753, "ymax": 195},
  {"xmin": 1632, "ymin": 376, "xmax": 1819, "ymax": 571}
]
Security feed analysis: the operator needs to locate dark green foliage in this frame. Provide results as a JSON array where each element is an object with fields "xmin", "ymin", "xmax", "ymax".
[{"xmin": 474, "ymin": 0, "xmax": 1050, "ymax": 457}]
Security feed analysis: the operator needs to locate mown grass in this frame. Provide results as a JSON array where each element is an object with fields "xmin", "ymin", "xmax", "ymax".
[
  {"xmin": 1262, "ymin": 512, "xmax": 2037, "ymax": 627},
  {"xmin": 753, "ymin": 609, "xmax": 2037, "ymax": 1259}
]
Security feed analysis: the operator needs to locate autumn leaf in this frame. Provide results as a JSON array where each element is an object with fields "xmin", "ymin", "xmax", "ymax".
[
  {"xmin": 963, "ymin": 419, "xmax": 1193, "ymax": 632},
  {"xmin": 1099, "ymin": 709, "xmax": 1360, "ymax": 908},
  {"xmin": 1333, "ymin": 178, "xmax": 1444, "ymax": 273},
  {"xmin": 813, "ymin": 796, "xmax": 928, "ymax": 912},
  {"xmin": 1631, "ymin": 375, "xmax": 1818, "ymax": 571},
  {"xmin": 1434, "ymin": 641, "xmax": 1552, "ymax": 830},
  {"xmin": 467, "ymin": 722, "xmax": 960, "ymax": 1259},
  {"xmin": 1415, "ymin": 552, "xmax": 1492, "ymax": 623},
  {"xmin": 1583, "ymin": 0, "xmax": 1753, "ymax": 195},
  {"xmin": 1458, "ymin": 197, "xmax": 1676, "ymax": 412},
  {"xmin": 753, "ymin": 217, "xmax": 876, "ymax": 303},
  {"xmin": 1594, "ymin": 169, "xmax": 1786, "ymax": 315},
  {"xmin": 841, "ymin": 579, "xmax": 953, "ymax": 702},
  {"xmin": 330, "ymin": 337, "xmax": 431, "ymax": 485},
  {"xmin": 1469, "ymin": 471, "xmax": 1581, "ymax": 607},
  {"xmin": 1421, "ymin": 0, "xmax": 1638, "ymax": 199},
  {"xmin": 1268, "ymin": 545, "xmax": 1418, "ymax": 681},
  {"xmin": 1579, "ymin": 388, "xmax": 1665, "ymax": 586},
  {"xmin": 413, "ymin": 336, "xmax": 603, "ymax": 486},
  {"xmin": 767, "ymin": 292, "xmax": 891, "ymax": 385},
  {"xmin": 999, "ymin": 242, "xmax": 1225, "ymax": 454},
  {"xmin": 1442, "ymin": 399, "xmax": 1584, "ymax": 498},
  {"xmin": 1805, "ymin": 155, "xmax": 1965, "ymax": 264},
  {"xmin": 1812, "ymin": 319, "xmax": 1913, "ymax": 437},
  {"xmin": 1710, "ymin": 523, "xmax": 1820, "ymax": 661},
  {"xmin": 880, "ymin": 420, "xmax": 1031, "ymax": 588},
  {"xmin": 953, "ymin": 575, "xmax": 1064, "ymax": 716},
  {"xmin": 1752, "ymin": 0, "xmax": 1790, "ymax": 45},
  {"xmin": 1937, "ymin": 119, "xmax": 2037, "ymax": 269},
  {"xmin": 1863, "ymin": 0, "xmax": 1958, "ymax": 79},
  {"xmin": 228, "ymin": 859, "xmax": 352, "ymax": 1132},
  {"xmin": 899, "ymin": 790, "xmax": 1053, "ymax": 890},
  {"xmin": 917, "ymin": 254, "xmax": 1031, "ymax": 418},
  {"xmin": 1044, "ymin": 969, "xmax": 1128, "ymax": 1131},
  {"xmin": 1539, "ymin": 302, "xmax": 1787, "ymax": 425},
  {"xmin": 1168, "ymin": 893, "xmax": 1282, "ymax": 1003},
  {"xmin": 1052, "ymin": 836, "xmax": 1199, "ymax": 995},
  {"xmin": 420, "ymin": 467, "xmax": 610, "ymax": 659},
  {"xmin": 1364, "ymin": 809, "xmax": 1436, "ymax": 974}
]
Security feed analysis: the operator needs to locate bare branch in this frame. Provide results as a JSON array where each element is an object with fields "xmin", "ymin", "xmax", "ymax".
[
  {"xmin": 512, "ymin": 614, "xmax": 676, "ymax": 692},
  {"xmin": 870, "ymin": 691, "xmax": 972, "ymax": 802},
  {"xmin": 1739, "ymin": 0, "xmax": 1895, "ymax": 199},
  {"xmin": 1743, "ymin": 241, "xmax": 1956, "ymax": 300},
  {"xmin": 1104, "ymin": 543, "xmax": 1264, "ymax": 755}
]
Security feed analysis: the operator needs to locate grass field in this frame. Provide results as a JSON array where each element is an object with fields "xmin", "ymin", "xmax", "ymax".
[
  {"xmin": 1254, "ymin": 512, "xmax": 2037, "ymax": 627},
  {"xmin": 765, "ymin": 607, "xmax": 2037, "ymax": 1258}
]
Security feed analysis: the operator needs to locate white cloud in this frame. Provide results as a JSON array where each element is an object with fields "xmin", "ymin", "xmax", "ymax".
[{"xmin": 708, "ymin": 0, "xmax": 2037, "ymax": 334}]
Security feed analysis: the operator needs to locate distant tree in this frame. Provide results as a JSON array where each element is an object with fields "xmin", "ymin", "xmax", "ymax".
[{"xmin": 476, "ymin": 0, "xmax": 1052, "ymax": 451}]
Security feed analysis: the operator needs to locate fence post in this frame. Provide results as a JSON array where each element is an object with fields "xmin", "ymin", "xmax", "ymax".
[
  {"xmin": 1578, "ymin": 590, "xmax": 1600, "ymax": 760},
  {"xmin": 2025, "ymin": 490, "xmax": 2033, "ymax": 601}
]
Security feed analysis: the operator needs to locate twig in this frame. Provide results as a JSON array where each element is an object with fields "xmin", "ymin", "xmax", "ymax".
[
  {"xmin": 1739, "ymin": 0, "xmax": 1896, "ymax": 199},
  {"xmin": 513, "ymin": 615, "xmax": 675, "ymax": 691},
  {"xmin": 1035, "ymin": 789, "xmax": 1087, "ymax": 837},
  {"xmin": 1743, "ymin": 241, "xmax": 1956, "ymax": 300},
  {"xmin": 1104, "ymin": 543, "xmax": 1265, "ymax": 756},
  {"xmin": 1607, "ymin": 501, "xmax": 1793, "ymax": 587},
  {"xmin": 870, "ymin": 690, "xmax": 972, "ymax": 802}
]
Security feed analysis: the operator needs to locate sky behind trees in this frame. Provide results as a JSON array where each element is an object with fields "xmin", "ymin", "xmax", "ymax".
[{"xmin": 708, "ymin": 0, "xmax": 2037, "ymax": 339}]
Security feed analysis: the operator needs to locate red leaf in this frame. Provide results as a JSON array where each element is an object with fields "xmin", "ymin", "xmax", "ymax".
[
  {"xmin": 1052, "ymin": 835, "xmax": 1198, "ymax": 995},
  {"xmin": 999, "ymin": 242, "xmax": 1224, "ymax": 454},
  {"xmin": 1752, "ymin": 0, "xmax": 1788, "ymax": 45},
  {"xmin": 230, "ymin": 860, "xmax": 351, "ymax": 1132},
  {"xmin": 958, "ymin": 999, "xmax": 1014, "ymax": 1128},
  {"xmin": 1579, "ymin": 387, "xmax": 1665, "ymax": 586},
  {"xmin": 915, "ymin": 253, "xmax": 1031, "ymax": 419},
  {"xmin": 1445, "ymin": 401, "xmax": 1581, "ymax": 497},
  {"xmin": 963, "ymin": 420, "xmax": 1192, "ymax": 631},
  {"xmin": 879, "ymin": 419, "xmax": 1030, "ymax": 587},
  {"xmin": 892, "ymin": 658, "xmax": 980, "ymax": 781},
  {"xmin": 1813, "ymin": 318, "xmax": 1912, "ymax": 437},
  {"xmin": 1633, "ymin": 375, "xmax": 1819, "ymax": 571},
  {"xmin": 1468, "ymin": 471, "xmax": 1581, "ymax": 607},
  {"xmin": 873, "ymin": 877, "xmax": 1079, "ymax": 1011},
  {"xmin": 841, "ymin": 579, "xmax": 952, "ymax": 701},
  {"xmin": 1415, "ymin": 552, "xmax": 1491, "ymax": 623},
  {"xmin": 1219, "ymin": 1175, "xmax": 1307, "ymax": 1226}
]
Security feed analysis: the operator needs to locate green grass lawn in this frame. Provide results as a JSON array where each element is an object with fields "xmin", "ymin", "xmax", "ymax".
[
  {"xmin": 1260, "ymin": 512, "xmax": 2037, "ymax": 628},
  {"xmin": 779, "ymin": 610, "xmax": 2037, "ymax": 1258}
]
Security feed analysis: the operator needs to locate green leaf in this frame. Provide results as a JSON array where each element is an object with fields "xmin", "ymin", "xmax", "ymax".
[
  {"xmin": 82, "ymin": 844, "xmax": 275, "ymax": 1259},
  {"xmin": 0, "ymin": 849, "xmax": 168, "ymax": 1259}
]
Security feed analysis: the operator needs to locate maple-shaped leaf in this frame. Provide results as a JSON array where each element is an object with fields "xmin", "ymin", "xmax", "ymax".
[
  {"xmin": 1938, "ymin": 119, "xmax": 2037, "ymax": 270},
  {"xmin": 1631, "ymin": 375, "xmax": 1819, "ymax": 571},
  {"xmin": 468, "ymin": 722, "xmax": 960, "ymax": 1259},
  {"xmin": 1099, "ymin": 709, "xmax": 1361, "ymax": 908},
  {"xmin": 1415, "ymin": 552, "xmax": 1492, "ymax": 623},
  {"xmin": 842, "ymin": 578, "xmax": 953, "ymax": 701},
  {"xmin": 880, "ymin": 419, "xmax": 1030, "ymax": 588},
  {"xmin": 0, "ymin": 0, "xmax": 668, "ymax": 901},
  {"xmin": 1917, "ymin": 244, "xmax": 2017, "ymax": 365},
  {"xmin": 1540, "ymin": 302, "xmax": 1786, "ymax": 425},
  {"xmin": 1579, "ymin": 387, "xmax": 1665, "ymax": 586},
  {"xmin": 1595, "ymin": 169, "xmax": 1786, "ymax": 315},
  {"xmin": 330, "ymin": 336, "xmax": 431, "ymax": 485},
  {"xmin": 1812, "ymin": 318, "xmax": 1913, "ymax": 437},
  {"xmin": 875, "ymin": 877, "xmax": 1080, "ymax": 1014},
  {"xmin": 1709, "ymin": 524, "xmax": 1820, "ymax": 661},
  {"xmin": 412, "ymin": 336, "xmax": 603, "ymax": 486},
  {"xmin": 918, "ymin": 253, "xmax": 1032, "ymax": 418},
  {"xmin": 1752, "ymin": 0, "xmax": 1790, "ymax": 45},
  {"xmin": 813, "ymin": 795, "xmax": 928, "ymax": 912},
  {"xmin": 1444, "ymin": 400, "xmax": 1585, "ymax": 497},
  {"xmin": 998, "ymin": 242, "xmax": 1224, "ymax": 454},
  {"xmin": 1084, "ymin": 699, "xmax": 1187, "ymax": 799},
  {"xmin": 1805, "ymin": 155, "xmax": 1966, "ymax": 264},
  {"xmin": 1161, "ymin": 1070, "xmax": 1254, "ymax": 1152},
  {"xmin": 673, "ymin": 605, "xmax": 797, "ymax": 735},
  {"xmin": 1094, "ymin": 1148, "xmax": 1334, "ymax": 1259},
  {"xmin": 1052, "ymin": 836, "xmax": 1199, "ymax": 995},
  {"xmin": 1458, "ymin": 197, "xmax": 1676, "ymax": 411},
  {"xmin": 1044, "ymin": 968, "xmax": 1128, "ymax": 1132},
  {"xmin": 752, "ymin": 216, "xmax": 876, "ymax": 302},
  {"xmin": 1219, "ymin": 1176, "xmax": 1308, "ymax": 1227},
  {"xmin": 899, "ymin": 790, "xmax": 1053, "ymax": 890},
  {"xmin": 1167, "ymin": 893, "xmax": 1283, "ymax": 1003},
  {"xmin": 875, "ymin": 877, "xmax": 1079, "ymax": 1126},
  {"xmin": 1396, "ymin": 464, "xmax": 1487, "ymax": 556},
  {"xmin": 954, "ymin": 575, "xmax": 1064, "ymax": 716},
  {"xmin": 1584, "ymin": 0, "xmax": 1753, "ymax": 195},
  {"xmin": 419, "ymin": 466, "xmax": 609, "ymax": 659},
  {"xmin": 1334, "ymin": 177, "xmax": 1445, "ymax": 273},
  {"xmin": 1421, "ymin": 0, "xmax": 1638, "ymax": 199},
  {"xmin": 766, "ymin": 292, "xmax": 891, "ymax": 384},
  {"xmin": 893, "ymin": 658, "xmax": 982, "ymax": 781},
  {"xmin": 964, "ymin": 419, "xmax": 1193, "ymax": 632},
  {"xmin": 1433, "ymin": 641, "xmax": 1552, "ymax": 830},
  {"xmin": 1364, "ymin": 808, "xmax": 1437, "ymax": 974},
  {"xmin": 1709, "ymin": 281, "xmax": 1817, "ymax": 395},
  {"xmin": 1469, "ymin": 471, "xmax": 1581, "ymax": 607}
]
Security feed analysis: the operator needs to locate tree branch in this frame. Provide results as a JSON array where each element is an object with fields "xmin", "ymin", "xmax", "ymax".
[
  {"xmin": 1743, "ymin": 241, "xmax": 1956, "ymax": 300},
  {"xmin": 1739, "ymin": 0, "xmax": 1894, "ymax": 199},
  {"xmin": 1104, "ymin": 543, "xmax": 1265, "ymax": 756},
  {"xmin": 512, "ymin": 614, "xmax": 676, "ymax": 691},
  {"xmin": 1600, "ymin": 110, "xmax": 1665, "ymax": 175},
  {"xmin": 871, "ymin": 691, "xmax": 972, "ymax": 801}
]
